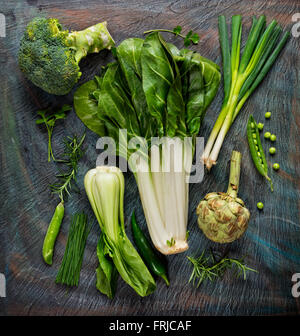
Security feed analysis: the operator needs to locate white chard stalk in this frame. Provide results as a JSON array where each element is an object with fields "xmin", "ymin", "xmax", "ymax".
[{"xmin": 132, "ymin": 137, "xmax": 192, "ymax": 255}]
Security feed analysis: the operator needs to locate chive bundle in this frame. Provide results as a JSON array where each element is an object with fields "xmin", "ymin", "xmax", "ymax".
[{"xmin": 56, "ymin": 212, "xmax": 91, "ymax": 286}]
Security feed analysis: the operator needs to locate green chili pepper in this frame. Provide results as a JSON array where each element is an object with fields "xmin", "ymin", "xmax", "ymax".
[
  {"xmin": 131, "ymin": 211, "xmax": 169, "ymax": 286},
  {"xmin": 42, "ymin": 201, "xmax": 65, "ymax": 265},
  {"xmin": 247, "ymin": 115, "xmax": 273, "ymax": 192}
]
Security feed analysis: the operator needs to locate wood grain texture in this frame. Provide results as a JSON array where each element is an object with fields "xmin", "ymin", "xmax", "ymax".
[{"xmin": 0, "ymin": 0, "xmax": 300, "ymax": 316}]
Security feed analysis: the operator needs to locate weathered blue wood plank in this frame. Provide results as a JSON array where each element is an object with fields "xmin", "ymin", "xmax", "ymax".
[{"xmin": 0, "ymin": 0, "xmax": 299, "ymax": 316}]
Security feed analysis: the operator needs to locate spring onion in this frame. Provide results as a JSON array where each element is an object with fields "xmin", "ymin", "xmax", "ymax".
[{"xmin": 202, "ymin": 15, "xmax": 289, "ymax": 170}]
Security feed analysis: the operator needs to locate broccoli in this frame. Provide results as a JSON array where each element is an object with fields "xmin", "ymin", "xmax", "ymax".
[{"xmin": 18, "ymin": 17, "xmax": 114, "ymax": 95}]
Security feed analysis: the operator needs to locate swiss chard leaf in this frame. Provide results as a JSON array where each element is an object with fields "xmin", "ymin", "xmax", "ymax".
[
  {"xmin": 158, "ymin": 35, "xmax": 186, "ymax": 137},
  {"xmin": 98, "ymin": 63, "xmax": 141, "ymax": 139},
  {"xmin": 73, "ymin": 79, "xmax": 105, "ymax": 136},
  {"xmin": 74, "ymin": 33, "xmax": 220, "ymax": 142},
  {"xmin": 180, "ymin": 50, "xmax": 205, "ymax": 135},
  {"xmin": 116, "ymin": 38, "xmax": 156, "ymax": 139},
  {"xmin": 141, "ymin": 32, "xmax": 175, "ymax": 137},
  {"xmin": 192, "ymin": 53, "xmax": 221, "ymax": 112}
]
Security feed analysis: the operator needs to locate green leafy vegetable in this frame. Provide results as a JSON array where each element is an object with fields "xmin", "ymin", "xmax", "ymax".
[
  {"xmin": 96, "ymin": 233, "xmax": 118, "ymax": 299},
  {"xmin": 75, "ymin": 32, "xmax": 220, "ymax": 255},
  {"xmin": 202, "ymin": 15, "xmax": 289, "ymax": 170},
  {"xmin": 56, "ymin": 212, "xmax": 91, "ymax": 286},
  {"xmin": 36, "ymin": 104, "xmax": 72, "ymax": 161},
  {"xmin": 84, "ymin": 166, "xmax": 156, "ymax": 297},
  {"xmin": 73, "ymin": 79, "xmax": 105, "ymax": 136}
]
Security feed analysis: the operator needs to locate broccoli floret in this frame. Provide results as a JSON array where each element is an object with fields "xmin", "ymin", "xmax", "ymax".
[{"xmin": 18, "ymin": 17, "xmax": 114, "ymax": 95}]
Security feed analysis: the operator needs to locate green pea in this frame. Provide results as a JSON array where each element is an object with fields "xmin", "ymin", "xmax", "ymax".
[
  {"xmin": 257, "ymin": 152, "xmax": 261, "ymax": 157},
  {"xmin": 255, "ymin": 145, "xmax": 259, "ymax": 151},
  {"xmin": 265, "ymin": 112, "xmax": 271, "ymax": 119},
  {"xmin": 269, "ymin": 147, "xmax": 276, "ymax": 155},
  {"xmin": 252, "ymin": 133, "xmax": 257, "ymax": 139},
  {"xmin": 257, "ymin": 202, "xmax": 264, "ymax": 210},
  {"xmin": 253, "ymin": 139, "xmax": 258, "ymax": 144},
  {"xmin": 273, "ymin": 163, "xmax": 280, "ymax": 170},
  {"xmin": 270, "ymin": 134, "xmax": 276, "ymax": 142},
  {"xmin": 251, "ymin": 122, "xmax": 255, "ymax": 129},
  {"xmin": 264, "ymin": 132, "xmax": 271, "ymax": 139},
  {"xmin": 257, "ymin": 123, "xmax": 264, "ymax": 131}
]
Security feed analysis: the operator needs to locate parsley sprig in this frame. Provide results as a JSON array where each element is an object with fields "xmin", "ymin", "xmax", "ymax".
[
  {"xmin": 187, "ymin": 250, "xmax": 257, "ymax": 287},
  {"xmin": 36, "ymin": 104, "xmax": 72, "ymax": 161},
  {"xmin": 144, "ymin": 26, "xmax": 200, "ymax": 47}
]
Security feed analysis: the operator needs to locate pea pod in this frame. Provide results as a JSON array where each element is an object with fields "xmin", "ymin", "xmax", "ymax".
[
  {"xmin": 42, "ymin": 201, "xmax": 65, "ymax": 265},
  {"xmin": 247, "ymin": 115, "xmax": 273, "ymax": 191},
  {"xmin": 131, "ymin": 211, "xmax": 169, "ymax": 286}
]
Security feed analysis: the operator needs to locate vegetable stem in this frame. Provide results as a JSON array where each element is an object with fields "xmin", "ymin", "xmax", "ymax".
[
  {"xmin": 227, "ymin": 150, "xmax": 241, "ymax": 198},
  {"xmin": 143, "ymin": 29, "xmax": 185, "ymax": 39}
]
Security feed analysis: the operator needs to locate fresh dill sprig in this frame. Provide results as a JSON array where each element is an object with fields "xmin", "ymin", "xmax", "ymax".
[
  {"xmin": 36, "ymin": 104, "xmax": 72, "ymax": 162},
  {"xmin": 187, "ymin": 250, "xmax": 257, "ymax": 288},
  {"xmin": 144, "ymin": 26, "xmax": 199, "ymax": 47},
  {"xmin": 50, "ymin": 133, "xmax": 86, "ymax": 202},
  {"xmin": 56, "ymin": 212, "xmax": 91, "ymax": 287}
]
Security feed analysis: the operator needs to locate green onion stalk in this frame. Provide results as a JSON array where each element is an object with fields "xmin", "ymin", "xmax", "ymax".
[{"xmin": 202, "ymin": 15, "xmax": 289, "ymax": 170}]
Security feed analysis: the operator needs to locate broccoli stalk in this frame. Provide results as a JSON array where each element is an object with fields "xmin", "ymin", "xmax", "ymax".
[
  {"xmin": 18, "ymin": 17, "xmax": 114, "ymax": 95},
  {"xmin": 67, "ymin": 22, "xmax": 114, "ymax": 63}
]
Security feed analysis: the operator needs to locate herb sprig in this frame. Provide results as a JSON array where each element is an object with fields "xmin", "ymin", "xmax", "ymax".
[
  {"xmin": 50, "ymin": 134, "xmax": 85, "ymax": 202},
  {"xmin": 144, "ymin": 26, "xmax": 199, "ymax": 47},
  {"xmin": 187, "ymin": 250, "xmax": 257, "ymax": 287},
  {"xmin": 36, "ymin": 104, "xmax": 72, "ymax": 161}
]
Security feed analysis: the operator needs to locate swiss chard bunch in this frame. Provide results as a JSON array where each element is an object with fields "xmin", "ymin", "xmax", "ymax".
[{"xmin": 74, "ymin": 32, "xmax": 220, "ymax": 255}]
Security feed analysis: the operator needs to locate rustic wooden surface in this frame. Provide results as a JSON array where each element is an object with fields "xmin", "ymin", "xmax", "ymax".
[{"xmin": 0, "ymin": 0, "xmax": 300, "ymax": 316}]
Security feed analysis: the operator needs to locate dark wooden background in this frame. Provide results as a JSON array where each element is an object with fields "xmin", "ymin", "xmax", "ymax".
[{"xmin": 0, "ymin": 0, "xmax": 299, "ymax": 316}]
